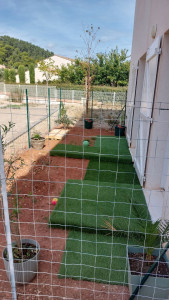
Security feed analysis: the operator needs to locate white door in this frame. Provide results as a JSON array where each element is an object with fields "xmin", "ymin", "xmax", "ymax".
[
  {"xmin": 134, "ymin": 36, "xmax": 162, "ymax": 186},
  {"xmin": 126, "ymin": 63, "xmax": 139, "ymax": 146}
]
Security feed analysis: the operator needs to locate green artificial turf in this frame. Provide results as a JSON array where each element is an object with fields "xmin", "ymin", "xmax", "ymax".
[
  {"xmin": 84, "ymin": 160, "xmax": 140, "ymax": 185},
  {"xmin": 94, "ymin": 136, "xmax": 128, "ymax": 150},
  {"xmin": 49, "ymin": 179, "xmax": 150, "ymax": 233},
  {"xmin": 50, "ymin": 136, "xmax": 132, "ymax": 164},
  {"xmin": 49, "ymin": 135, "xmax": 149, "ymax": 285},
  {"xmin": 58, "ymin": 230, "xmax": 140, "ymax": 285}
]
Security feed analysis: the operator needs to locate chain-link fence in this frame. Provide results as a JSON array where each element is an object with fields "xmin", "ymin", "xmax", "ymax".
[{"xmin": 0, "ymin": 83, "xmax": 126, "ymax": 103}]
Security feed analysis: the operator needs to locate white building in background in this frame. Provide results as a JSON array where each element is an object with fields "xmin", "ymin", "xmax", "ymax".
[
  {"xmin": 0, "ymin": 65, "xmax": 6, "ymax": 69},
  {"xmin": 16, "ymin": 54, "xmax": 73, "ymax": 84},
  {"xmin": 126, "ymin": 0, "xmax": 169, "ymax": 220}
]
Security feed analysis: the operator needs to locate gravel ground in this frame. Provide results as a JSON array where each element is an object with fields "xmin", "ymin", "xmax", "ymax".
[
  {"xmin": 0, "ymin": 103, "xmax": 59, "ymax": 144},
  {"xmin": 1, "ymin": 100, "xmax": 122, "ymax": 156}
]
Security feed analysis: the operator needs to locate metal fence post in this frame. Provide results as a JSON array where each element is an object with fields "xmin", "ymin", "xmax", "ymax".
[
  {"xmin": 48, "ymin": 88, "xmax": 51, "ymax": 132},
  {"xmin": 26, "ymin": 89, "xmax": 31, "ymax": 148},
  {"xmin": 59, "ymin": 88, "xmax": 62, "ymax": 118},
  {"xmin": 0, "ymin": 129, "xmax": 17, "ymax": 300}
]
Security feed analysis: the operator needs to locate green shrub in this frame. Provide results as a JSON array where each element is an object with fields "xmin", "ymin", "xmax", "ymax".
[
  {"xmin": 56, "ymin": 102, "xmax": 73, "ymax": 129},
  {"xmin": 51, "ymin": 82, "xmax": 127, "ymax": 92},
  {"xmin": 29, "ymin": 63, "xmax": 35, "ymax": 84},
  {"xmin": 9, "ymin": 69, "xmax": 16, "ymax": 83},
  {"xmin": 117, "ymin": 80, "xmax": 128, "ymax": 87},
  {"xmin": 4, "ymin": 69, "xmax": 9, "ymax": 83},
  {"xmin": 18, "ymin": 65, "xmax": 25, "ymax": 83},
  {"xmin": 31, "ymin": 131, "xmax": 43, "ymax": 139},
  {"xmin": 0, "ymin": 69, "xmax": 4, "ymax": 81}
]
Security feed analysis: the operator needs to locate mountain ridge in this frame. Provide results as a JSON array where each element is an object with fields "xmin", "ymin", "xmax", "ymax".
[{"xmin": 0, "ymin": 35, "xmax": 54, "ymax": 69}]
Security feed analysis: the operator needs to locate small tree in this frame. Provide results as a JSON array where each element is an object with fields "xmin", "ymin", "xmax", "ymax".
[
  {"xmin": 29, "ymin": 63, "xmax": 35, "ymax": 84},
  {"xmin": 9, "ymin": 69, "xmax": 16, "ymax": 83},
  {"xmin": 4, "ymin": 69, "xmax": 9, "ymax": 83},
  {"xmin": 1, "ymin": 122, "xmax": 24, "ymax": 252},
  {"xmin": 38, "ymin": 58, "xmax": 57, "ymax": 94},
  {"xmin": 56, "ymin": 59, "xmax": 85, "ymax": 84},
  {"xmin": 80, "ymin": 24, "xmax": 100, "ymax": 115},
  {"xmin": 18, "ymin": 64, "xmax": 25, "ymax": 83},
  {"xmin": 56, "ymin": 102, "xmax": 73, "ymax": 129}
]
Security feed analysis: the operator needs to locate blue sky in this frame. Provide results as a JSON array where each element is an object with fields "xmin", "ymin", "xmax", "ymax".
[{"xmin": 0, "ymin": 0, "xmax": 136, "ymax": 59}]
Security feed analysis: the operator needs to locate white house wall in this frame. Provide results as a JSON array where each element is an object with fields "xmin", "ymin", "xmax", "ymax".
[
  {"xmin": 130, "ymin": 0, "xmax": 169, "ymax": 64},
  {"xmin": 25, "ymin": 70, "xmax": 30, "ymax": 84},
  {"xmin": 34, "ymin": 67, "xmax": 58, "ymax": 83},
  {"xmin": 16, "ymin": 55, "xmax": 73, "ymax": 84},
  {"xmin": 16, "ymin": 74, "xmax": 19, "ymax": 83},
  {"xmin": 145, "ymin": 32, "xmax": 169, "ymax": 189},
  {"xmin": 35, "ymin": 55, "xmax": 72, "ymax": 83},
  {"xmin": 128, "ymin": 0, "xmax": 169, "ymax": 190},
  {"xmin": 39, "ymin": 55, "xmax": 72, "ymax": 69}
]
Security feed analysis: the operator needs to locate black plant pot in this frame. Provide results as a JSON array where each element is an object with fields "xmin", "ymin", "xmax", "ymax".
[
  {"xmin": 115, "ymin": 125, "xmax": 125, "ymax": 136},
  {"xmin": 84, "ymin": 118, "xmax": 93, "ymax": 129}
]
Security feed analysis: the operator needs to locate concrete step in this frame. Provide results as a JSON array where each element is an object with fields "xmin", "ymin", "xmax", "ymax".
[{"xmin": 45, "ymin": 129, "xmax": 68, "ymax": 140}]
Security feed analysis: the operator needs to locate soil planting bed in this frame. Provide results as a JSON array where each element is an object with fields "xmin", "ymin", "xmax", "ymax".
[
  {"xmin": 59, "ymin": 126, "xmax": 115, "ymax": 146},
  {"xmin": 129, "ymin": 253, "xmax": 169, "ymax": 278},
  {"xmin": 3, "ymin": 243, "xmax": 38, "ymax": 263},
  {"xmin": 0, "ymin": 126, "xmax": 129, "ymax": 299}
]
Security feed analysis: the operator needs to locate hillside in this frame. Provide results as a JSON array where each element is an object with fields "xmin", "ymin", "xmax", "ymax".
[{"xmin": 0, "ymin": 35, "xmax": 54, "ymax": 69}]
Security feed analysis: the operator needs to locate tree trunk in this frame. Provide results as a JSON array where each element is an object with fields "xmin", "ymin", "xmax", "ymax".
[{"xmin": 86, "ymin": 74, "xmax": 90, "ymax": 116}]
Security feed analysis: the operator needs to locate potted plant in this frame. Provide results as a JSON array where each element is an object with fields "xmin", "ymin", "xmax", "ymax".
[
  {"xmin": 2, "ymin": 197, "xmax": 40, "ymax": 284},
  {"xmin": 80, "ymin": 25, "xmax": 100, "ymax": 129},
  {"xmin": 56, "ymin": 102, "xmax": 73, "ymax": 129},
  {"xmin": 3, "ymin": 238, "xmax": 40, "ymax": 284},
  {"xmin": 1, "ymin": 123, "xmax": 40, "ymax": 284},
  {"xmin": 31, "ymin": 131, "xmax": 45, "ymax": 150},
  {"xmin": 127, "ymin": 245, "xmax": 169, "ymax": 300},
  {"xmin": 104, "ymin": 204, "xmax": 169, "ymax": 300}
]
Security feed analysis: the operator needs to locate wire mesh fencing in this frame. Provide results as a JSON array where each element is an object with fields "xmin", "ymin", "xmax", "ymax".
[{"xmin": 1, "ymin": 87, "xmax": 169, "ymax": 300}]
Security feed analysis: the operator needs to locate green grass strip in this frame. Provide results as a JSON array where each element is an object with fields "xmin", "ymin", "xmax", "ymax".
[
  {"xmin": 94, "ymin": 136, "xmax": 128, "ymax": 149},
  {"xmin": 50, "ymin": 136, "xmax": 132, "ymax": 164},
  {"xmin": 84, "ymin": 160, "xmax": 140, "ymax": 185},
  {"xmin": 49, "ymin": 180, "xmax": 149, "ymax": 233},
  {"xmin": 58, "ymin": 230, "xmax": 140, "ymax": 285}
]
